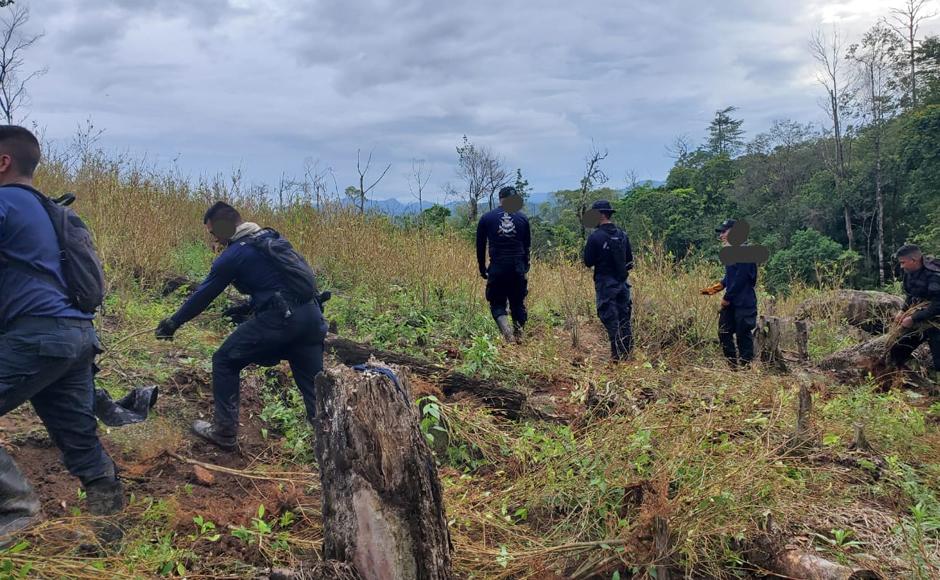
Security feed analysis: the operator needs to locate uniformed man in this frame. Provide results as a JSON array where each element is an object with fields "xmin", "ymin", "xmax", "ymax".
[
  {"xmin": 889, "ymin": 244, "xmax": 940, "ymax": 382},
  {"xmin": 476, "ymin": 186, "xmax": 531, "ymax": 342},
  {"xmin": 156, "ymin": 202, "xmax": 328, "ymax": 450},
  {"xmin": 583, "ymin": 200, "xmax": 634, "ymax": 361}
]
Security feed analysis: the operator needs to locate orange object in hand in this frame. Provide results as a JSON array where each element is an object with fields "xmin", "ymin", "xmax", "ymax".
[{"xmin": 700, "ymin": 282, "xmax": 724, "ymax": 296}]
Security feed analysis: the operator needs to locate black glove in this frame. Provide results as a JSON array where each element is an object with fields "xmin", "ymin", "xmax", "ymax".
[
  {"xmin": 155, "ymin": 318, "xmax": 179, "ymax": 341},
  {"xmin": 480, "ymin": 269, "xmax": 488, "ymax": 280},
  {"xmin": 222, "ymin": 302, "xmax": 253, "ymax": 324}
]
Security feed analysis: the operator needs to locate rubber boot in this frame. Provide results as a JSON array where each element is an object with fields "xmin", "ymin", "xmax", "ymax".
[
  {"xmin": 496, "ymin": 315, "xmax": 514, "ymax": 343},
  {"xmin": 192, "ymin": 420, "xmax": 237, "ymax": 451},
  {"xmin": 513, "ymin": 322, "xmax": 524, "ymax": 344},
  {"xmin": 0, "ymin": 448, "xmax": 41, "ymax": 548},
  {"xmin": 84, "ymin": 476, "xmax": 125, "ymax": 546}
]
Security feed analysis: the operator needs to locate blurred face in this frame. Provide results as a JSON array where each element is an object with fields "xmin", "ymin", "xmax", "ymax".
[
  {"xmin": 206, "ymin": 219, "xmax": 236, "ymax": 245},
  {"xmin": 898, "ymin": 254, "xmax": 923, "ymax": 273},
  {"xmin": 718, "ymin": 229, "xmax": 730, "ymax": 244}
]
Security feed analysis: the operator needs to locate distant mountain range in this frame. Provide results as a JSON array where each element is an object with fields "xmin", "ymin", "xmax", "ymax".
[{"xmin": 361, "ymin": 180, "xmax": 664, "ymax": 216}]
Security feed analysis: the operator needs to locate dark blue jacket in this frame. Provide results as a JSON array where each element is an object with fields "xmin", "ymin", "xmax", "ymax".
[
  {"xmin": 0, "ymin": 184, "xmax": 92, "ymax": 326},
  {"xmin": 721, "ymin": 262, "xmax": 757, "ymax": 308},
  {"xmin": 583, "ymin": 223, "xmax": 634, "ymax": 282},
  {"xmin": 171, "ymin": 231, "xmax": 292, "ymax": 326},
  {"xmin": 476, "ymin": 209, "xmax": 530, "ymax": 274}
]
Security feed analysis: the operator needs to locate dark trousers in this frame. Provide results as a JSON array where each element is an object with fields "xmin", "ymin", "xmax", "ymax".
[
  {"xmin": 889, "ymin": 326, "xmax": 940, "ymax": 371},
  {"xmin": 0, "ymin": 317, "xmax": 116, "ymax": 485},
  {"xmin": 485, "ymin": 262, "xmax": 528, "ymax": 329},
  {"xmin": 212, "ymin": 302, "xmax": 327, "ymax": 434},
  {"xmin": 718, "ymin": 305, "xmax": 757, "ymax": 367},
  {"xmin": 595, "ymin": 277, "xmax": 632, "ymax": 358}
]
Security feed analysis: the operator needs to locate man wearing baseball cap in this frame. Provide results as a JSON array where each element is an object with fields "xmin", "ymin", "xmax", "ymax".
[
  {"xmin": 583, "ymin": 200, "xmax": 634, "ymax": 361},
  {"xmin": 701, "ymin": 219, "xmax": 758, "ymax": 368}
]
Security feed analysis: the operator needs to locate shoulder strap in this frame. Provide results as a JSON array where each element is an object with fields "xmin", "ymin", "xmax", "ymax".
[{"xmin": 0, "ymin": 185, "xmax": 69, "ymax": 294}]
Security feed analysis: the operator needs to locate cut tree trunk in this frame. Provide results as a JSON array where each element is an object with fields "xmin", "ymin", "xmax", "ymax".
[
  {"xmin": 796, "ymin": 290, "xmax": 903, "ymax": 334},
  {"xmin": 313, "ymin": 364, "xmax": 453, "ymax": 580},
  {"xmin": 756, "ymin": 316, "xmax": 788, "ymax": 372},
  {"xmin": 771, "ymin": 550, "xmax": 882, "ymax": 580},
  {"xmin": 324, "ymin": 334, "xmax": 529, "ymax": 418}
]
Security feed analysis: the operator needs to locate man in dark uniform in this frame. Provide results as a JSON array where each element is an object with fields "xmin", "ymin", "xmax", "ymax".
[
  {"xmin": 889, "ymin": 244, "xmax": 940, "ymax": 382},
  {"xmin": 156, "ymin": 202, "xmax": 328, "ymax": 450},
  {"xmin": 583, "ymin": 200, "xmax": 634, "ymax": 361},
  {"xmin": 476, "ymin": 186, "xmax": 531, "ymax": 343},
  {"xmin": 703, "ymin": 219, "xmax": 758, "ymax": 368},
  {"xmin": 0, "ymin": 126, "xmax": 124, "ymax": 543}
]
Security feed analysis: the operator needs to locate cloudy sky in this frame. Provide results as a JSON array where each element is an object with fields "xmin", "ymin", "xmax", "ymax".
[{"xmin": 20, "ymin": 0, "xmax": 940, "ymax": 202}]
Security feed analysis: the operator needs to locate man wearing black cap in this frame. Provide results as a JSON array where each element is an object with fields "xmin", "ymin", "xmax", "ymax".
[
  {"xmin": 476, "ymin": 186, "xmax": 531, "ymax": 342},
  {"xmin": 702, "ymin": 219, "xmax": 758, "ymax": 368},
  {"xmin": 583, "ymin": 200, "xmax": 634, "ymax": 361},
  {"xmin": 888, "ymin": 244, "xmax": 940, "ymax": 383}
]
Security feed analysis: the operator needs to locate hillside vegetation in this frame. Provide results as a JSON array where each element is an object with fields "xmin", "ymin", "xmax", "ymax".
[{"xmin": 0, "ymin": 150, "xmax": 936, "ymax": 579}]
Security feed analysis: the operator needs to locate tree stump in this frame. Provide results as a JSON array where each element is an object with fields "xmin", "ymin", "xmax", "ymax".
[
  {"xmin": 795, "ymin": 320, "xmax": 810, "ymax": 362},
  {"xmin": 313, "ymin": 364, "xmax": 453, "ymax": 580},
  {"xmin": 756, "ymin": 316, "xmax": 788, "ymax": 371},
  {"xmin": 792, "ymin": 383, "xmax": 816, "ymax": 449},
  {"xmin": 652, "ymin": 516, "xmax": 672, "ymax": 580}
]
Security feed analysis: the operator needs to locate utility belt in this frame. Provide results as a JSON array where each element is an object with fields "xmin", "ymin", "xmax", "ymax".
[
  {"xmin": 255, "ymin": 292, "xmax": 317, "ymax": 319},
  {"xmin": 3, "ymin": 316, "xmax": 93, "ymax": 333}
]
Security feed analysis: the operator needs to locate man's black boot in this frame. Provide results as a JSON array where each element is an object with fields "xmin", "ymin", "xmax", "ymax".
[
  {"xmin": 84, "ymin": 477, "xmax": 126, "ymax": 547},
  {"xmin": 0, "ymin": 449, "xmax": 41, "ymax": 548},
  {"xmin": 192, "ymin": 420, "xmax": 237, "ymax": 451},
  {"xmin": 513, "ymin": 322, "xmax": 524, "ymax": 344},
  {"xmin": 495, "ymin": 315, "xmax": 515, "ymax": 343}
]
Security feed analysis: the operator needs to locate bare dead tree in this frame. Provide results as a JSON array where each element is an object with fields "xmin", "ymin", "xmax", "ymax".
[
  {"xmin": 455, "ymin": 135, "xmax": 507, "ymax": 223},
  {"xmin": 625, "ymin": 169, "xmax": 639, "ymax": 191},
  {"xmin": 0, "ymin": 5, "xmax": 45, "ymax": 125},
  {"xmin": 578, "ymin": 142, "xmax": 608, "ymax": 240},
  {"xmin": 303, "ymin": 157, "xmax": 335, "ymax": 210},
  {"xmin": 849, "ymin": 23, "xmax": 904, "ymax": 286},
  {"xmin": 408, "ymin": 158, "xmax": 432, "ymax": 227},
  {"xmin": 353, "ymin": 148, "xmax": 391, "ymax": 214},
  {"xmin": 811, "ymin": 27, "xmax": 858, "ymax": 251},
  {"xmin": 889, "ymin": 0, "xmax": 935, "ymax": 108},
  {"xmin": 664, "ymin": 134, "xmax": 693, "ymax": 162}
]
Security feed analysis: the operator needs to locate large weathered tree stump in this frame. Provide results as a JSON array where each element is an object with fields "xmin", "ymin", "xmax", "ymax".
[
  {"xmin": 756, "ymin": 316, "xmax": 788, "ymax": 371},
  {"xmin": 771, "ymin": 550, "xmax": 882, "ymax": 579},
  {"xmin": 313, "ymin": 364, "xmax": 453, "ymax": 580}
]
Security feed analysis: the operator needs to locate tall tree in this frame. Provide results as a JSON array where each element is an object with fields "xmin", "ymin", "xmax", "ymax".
[
  {"xmin": 408, "ymin": 158, "xmax": 431, "ymax": 226},
  {"xmin": 455, "ymin": 135, "xmax": 508, "ymax": 223},
  {"xmin": 512, "ymin": 168, "xmax": 531, "ymax": 201},
  {"xmin": 577, "ymin": 143, "xmax": 608, "ymax": 240},
  {"xmin": 707, "ymin": 106, "xmax": 745, "ymax": 156},
  {"xmin": 849, "ymin": 23, "xmax": 904, "ymax": 285},
  {"xmin": 889, "ymin": 0, "xmax": 934, "ymax": 108},
  {"xmin": 352, "ymin": 149, "xmax": 391, "ymax": 213},
  {"xmin": 0, "ymin": 5, "xmax": 45, "ymax": 124},
  {"xmin": 811, "ymin": 27, "xmax": 858, "ymax": 251}
]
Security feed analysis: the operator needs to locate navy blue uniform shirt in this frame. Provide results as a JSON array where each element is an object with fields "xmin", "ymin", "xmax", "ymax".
[
  {"xmin": 583, "ymin": 223, "xmax": 634, "ymax": 282},
  {"xmin": 171, "ymin": 231, "xmax": 291, "ymax": 326},
  {"xmin": 0, "ymin": 184, "xmax": 92, "ymax": 326},
  {"xmin": 476, "ymin": 209, "xmax": 531, "ymax": 274},
  {"xmin": 721, "ymin": 261, "xmax": 758, "ymax": 308}
]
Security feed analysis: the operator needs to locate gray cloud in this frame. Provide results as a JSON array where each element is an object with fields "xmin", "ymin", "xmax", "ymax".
[{"xmin": 21, "ymin": 0, "xmax": 937, "ymax": 201}]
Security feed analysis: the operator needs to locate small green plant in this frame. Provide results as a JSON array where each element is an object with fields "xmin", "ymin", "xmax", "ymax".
[
  {"xmin": 417, "ymin": 395, "xmax": 448, "ymax": 445},
  {"xmin": 191, "ymin": 515, "xmax": 221, "ymax": 542},
  {"xmin": 0, "ymin": 541, "xmax": 33, "ymax": 579},
  {"xmin": 458, "ymin": 334, "xmax": 500, "ymax": 379},
  {"xmin": 813, "ymin": 528, "xmax": 863, "ymax": 564},
  {"xmin": 231, "ymin": 505, "xmax": 290, "ymax": 552}
]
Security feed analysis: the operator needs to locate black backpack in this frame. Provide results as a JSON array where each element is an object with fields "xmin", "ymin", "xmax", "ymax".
[
  {"xmin": 1, "ymin": 186, "xmax": 105, "ymax": 314},
  {"xmin": 601, "ymin": 227, "xmax": 630, "ymax": 281},
  {"xmin": 925, "ymin": 255, "xmax": 940, "ymax": 273},
  {"xmin": 242, "ymin": 228, "xmax": 324, "ymax": 307}
]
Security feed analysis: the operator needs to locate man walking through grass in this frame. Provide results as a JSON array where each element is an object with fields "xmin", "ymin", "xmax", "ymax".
[
  {"xmin": 583, "ymin": 200, "xmax": 634, "ymax": 361},
  {"xmin": 889, "ymin": 244, "xmax": 940, "ymax": 383},
  {"xmin": 156, "ymin": 202, "xmax": 328, "ymax": 450},
  {"xmin": 0, "ymin": 126, "xmax": 124, "ymax": 544},
  {"xmin": 476, "ymin": 186, "xmax": 531, "ymax": 343}
]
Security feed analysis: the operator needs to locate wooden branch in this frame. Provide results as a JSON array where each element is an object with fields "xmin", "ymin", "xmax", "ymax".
[{"xmin": 771, "ymin": 550, "xmax": 883, "ymax": 580}]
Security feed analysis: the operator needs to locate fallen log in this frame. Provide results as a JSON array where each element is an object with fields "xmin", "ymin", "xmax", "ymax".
[
  {"xmin": 818, "ymin": 334, "xmax": 932, "ymax": 383},
  {"xmin": 324, "ymin": 334, "xmax": 529, "ymax": 418},
  {"xmin": 313, "ymin": 364, "xmax": 453, "ymax": 580},
  {"xmin": 796, "ymin": 290, "xmax": 903, "ymax": 334},
  {"xmin": 771, "ymin": 550, "xmax": 883, "ymax": 579}
]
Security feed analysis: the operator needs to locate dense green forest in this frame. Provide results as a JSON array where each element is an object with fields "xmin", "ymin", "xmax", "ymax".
[{"xmin": 421, "ymin": 20, "xmax": 940, "ymax": 296}]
